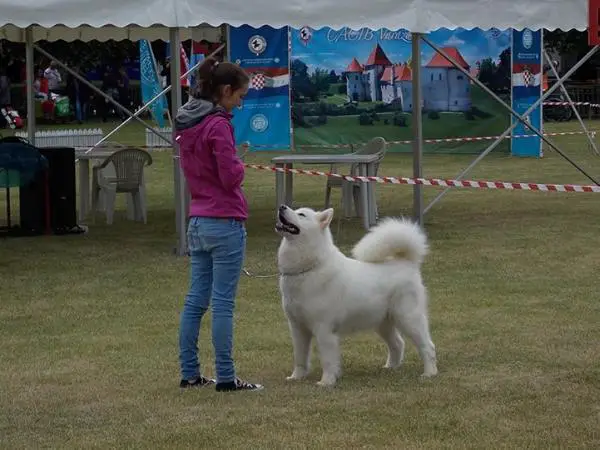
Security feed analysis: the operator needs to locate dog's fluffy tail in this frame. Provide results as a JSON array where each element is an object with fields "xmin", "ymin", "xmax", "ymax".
[{"xmin": 351, "ymin": 217, "xmax": 428, "ymax": 265}]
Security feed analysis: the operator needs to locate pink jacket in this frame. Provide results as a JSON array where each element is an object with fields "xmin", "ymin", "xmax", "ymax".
[{"xmin": 175, "ymin": 99, "xmax": 248, "ymax": 221}]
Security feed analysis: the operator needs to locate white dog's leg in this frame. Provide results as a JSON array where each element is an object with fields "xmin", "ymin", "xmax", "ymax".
[
  {"xmin": 393, "ymin": 283, "xmax": 438, "ymax": 378},
  {"xmin": 286, "ymin": 320, "xmax": 312, "ymax": 381},
  {"xmin": 315, "ymin": 330, "xmax": 341, "ymax": 387},
  {"xmin": 378, "ymin": 320, "xmax": 405, "ymax": 369},
  {"xmin": 395, "ymin": 312, "xmax": 437, "ymax": 378}
]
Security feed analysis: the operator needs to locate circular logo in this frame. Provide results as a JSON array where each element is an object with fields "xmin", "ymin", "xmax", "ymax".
[
  {"xmin": 275, "ymin": 102, "xmax": 281, "ymax": 108},
  {"xmin": 249, "ymin": 35, "xmax": 267, "ymax": 55},
  {"xmin": 488, "ymin": 28, "xmax": 501, "ymax": 39},
  {"xmin": 522, "ymin": 29, "xmax": 533, "ymax": 50},
  {"xmin": 299, "ymin": 26, "xmax": 312, "ymax": 43},
  {"xmin": 250, "ymin": 114, "xmax": 269, "ymax": 133}
]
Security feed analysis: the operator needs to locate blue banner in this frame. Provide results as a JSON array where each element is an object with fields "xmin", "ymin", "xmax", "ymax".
[
  {"xmin": 511, "ymin": 28, "xmax": 543, "ymax": 157},
  {"xmin": 139, "ymin": 40, "xmax": 167, "ymax": 128},
  {"xmin": 189, "ymin": 53, "xmax": 204, "ymax": 90},
  {"xmin": 229, "ymin": 25, "xmax": 291, "ymax": 150}
]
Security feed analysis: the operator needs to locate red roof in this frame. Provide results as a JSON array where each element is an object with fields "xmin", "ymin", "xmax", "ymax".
[
  {"xmin": 365, "ymin": 43, "xmax": 392, "ymax": 67},
  {"xmin": 381, "ymin": 63, "xmax": 412, "ymax": 83},
  {"xmin": 345, "ymin": 57, "xmax": 364, "ymax": 73},
  {"xmin": 425, "ymin": 47, "xmax": 470, "ymax": 69},
  {"xmin": 381, "ymin": 66, "xmax": 395, "ymax": 82}
]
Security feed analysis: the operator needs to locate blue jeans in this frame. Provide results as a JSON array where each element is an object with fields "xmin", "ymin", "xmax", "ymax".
[
  {"xmin": 178, "ymin": 217, "xmax": 246, "ymax": 383},
  {"xmin": 75, "ymin": 99, "xmax": 87, "ymax": 122}
]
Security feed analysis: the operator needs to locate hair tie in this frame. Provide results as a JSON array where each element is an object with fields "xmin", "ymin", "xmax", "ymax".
[{"xmin": 211, "ymin": 61, "xmax": 219, "ymax": 73}]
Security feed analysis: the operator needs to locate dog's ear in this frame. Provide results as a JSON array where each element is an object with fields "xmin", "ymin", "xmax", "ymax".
[{"xmin": 318, "ymin": 208, "xmax": 334, "ymax": 229}]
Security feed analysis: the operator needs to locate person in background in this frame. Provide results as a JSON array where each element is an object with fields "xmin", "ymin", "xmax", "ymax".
[
  {"xmin": 0, "ymin": 68, "xmax": 11, "ymax": 129},
  {"xmin": 0, "ymin": 68, "xmax": 11, "ymax": 107},
  {"xmin": 174, "ymin": 57, "xmax": 262, "ymax": 392},
  {"xmin": 117, "ymin": 66, "xmax": 130, "ymax": 120},
  {"xmin": 44, "ymin": 60, "xmax": 62, "ymax": 94},
  {"xmin": 161, "ymin": 57, "xmax": 173, "ymax": 112},
  {"xmin": 66, "ymin": 66, "xmax": 91, "ymax": 124},
  {"xmin": 34, "ymin": 68, "xmax": 49, "ymax": 99},
  {"xmin": 99, "ymin": 64, "xmax": 119, "ymax": 122},
  {"xmin": 161, "ymin": 56, "xmax": 187, "ymax": 113}
]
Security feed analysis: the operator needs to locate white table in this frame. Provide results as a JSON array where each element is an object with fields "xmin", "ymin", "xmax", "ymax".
[
  {"xmin": 271, "ymin": 153, "xmax": 380, "ymax": 229},
  {"xmin": 75, "ymin": 148, "xmax": 116, "ymax": 222}
]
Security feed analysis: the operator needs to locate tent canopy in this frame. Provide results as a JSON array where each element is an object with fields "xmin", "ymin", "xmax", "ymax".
[
  {"xmin": 0, "ymin": 0, "xmax": 589, "ymax": 37},
  {"xmin": 0, "ymin": 24, "xmax": 221, "ymax": 43}
]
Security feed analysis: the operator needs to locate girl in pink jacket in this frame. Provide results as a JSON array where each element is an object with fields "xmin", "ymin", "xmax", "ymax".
[{"xmin": 175, "ymin": 57, "xmax": 263, "ymax": 392}]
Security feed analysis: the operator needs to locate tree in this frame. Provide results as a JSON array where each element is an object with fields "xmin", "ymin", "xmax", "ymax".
[
  {"xmin": 291, "ymin": 59, "xmax": 318, "ymax": 101},
  {"xmin": 495, "ymin": 47, "xmax": 511, "ymax": 89},
  {"xmin": 477, "ymin": 57, "xmax": 497, "ymax": 87},
  {"xmin": 544, "ymin": 29, "xmax": 598, "ymax": 80},
  {"xmin": 328, "ymin": 70, "xmax": 338, "ymax": 83},
  {"xmin": 475, "ymin": 48, "xmax": 511, "ymax": 93},
  {"xmin": 311, "ymin": 68, "xmax": 331, "ymax": 94}
]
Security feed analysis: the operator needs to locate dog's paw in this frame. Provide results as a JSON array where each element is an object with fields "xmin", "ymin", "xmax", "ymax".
[
  {"xmin": 286, "ymin": 375, "xmax": 304, "ymax": 381},
  {"xmin": 383, "ymin": 362, "xmax": 402, "ymax": 369},
  {"xmin": 420, "ymin": 369, "xmax": 438, "ymax": 379},
  {"xmin": 286, "ymin": 369, "xmax": 308, "ymax": 381},
  {"xmin": 316, "ymin": 373, "xmax": 337, "ymax": 387}
]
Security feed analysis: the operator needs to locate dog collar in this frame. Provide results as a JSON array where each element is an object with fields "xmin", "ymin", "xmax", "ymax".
[{"xmin": 279, "ymin": 262, "xmax": 320, "ymax": 277}]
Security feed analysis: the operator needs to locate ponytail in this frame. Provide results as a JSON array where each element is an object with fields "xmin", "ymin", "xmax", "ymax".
[{"xmin": 193, "ymin": 57, "xmax": 249, "ymax": 102}]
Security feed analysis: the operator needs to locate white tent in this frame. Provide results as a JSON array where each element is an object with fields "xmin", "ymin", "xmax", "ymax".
[
  {"xmin": 0, "ymin": 0, "xmax": 588, "ymax": 32},
  {"xmin": 0, "ymin": 0, "xmax": 592, "ymax": 255},
  {"xmin": 0, "ymin": 24, "xmax": 220, "ymax": 43}
]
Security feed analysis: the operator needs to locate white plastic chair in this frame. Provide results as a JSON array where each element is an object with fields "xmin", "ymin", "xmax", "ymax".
[
  {"xmin": 324, "ymin": 137, "xmax": 387, "ymax": 218},
  {"xmin": 90, "ymin": 141, "xmax": 126, "ymax": 211},
  {"xmin": 91, "ymin": 148, "xmax": 152, "ymax": 224}
]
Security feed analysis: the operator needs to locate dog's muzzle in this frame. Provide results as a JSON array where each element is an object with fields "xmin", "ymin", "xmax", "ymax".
[{"xmin": 276, "ymin": 205, "xmax": 300, "ymax": 235}]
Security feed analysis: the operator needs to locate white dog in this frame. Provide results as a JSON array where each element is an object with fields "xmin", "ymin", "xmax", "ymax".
[{"xmin": 276, "ymin": 205, "xmax": 437, "ymax": 387}]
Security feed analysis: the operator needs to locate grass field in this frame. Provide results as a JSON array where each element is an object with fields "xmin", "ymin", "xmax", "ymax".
[{"xmin": 1, "ymin": 120, "xmax": 600, "ymax": 448}]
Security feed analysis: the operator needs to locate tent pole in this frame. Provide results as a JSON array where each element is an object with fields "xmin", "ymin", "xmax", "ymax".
[
  {"xmin": 25, "ymin": 27, "xmax": 35, "ymax": 145},
  {"xmin": 170, "ymin": 28, "xmax": 187, "ymax": 257},
  {"xmin": 411, "ymin": 33, "xmax": 424, "ymax": 226}
]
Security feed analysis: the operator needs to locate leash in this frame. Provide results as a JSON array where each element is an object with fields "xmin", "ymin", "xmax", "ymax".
[{"xmin": 242, "ymin": 268, "xmax": 279, "ymax": 279}]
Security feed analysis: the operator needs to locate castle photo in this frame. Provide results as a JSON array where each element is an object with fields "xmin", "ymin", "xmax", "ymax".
[{"xmin": 344, "ymin": 43, "xmax": 472, "ymax": 113}]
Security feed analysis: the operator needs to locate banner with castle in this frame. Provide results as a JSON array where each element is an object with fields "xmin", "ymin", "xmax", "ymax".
[{"xmin": 290, "ymin": 27, "xmax": 514, "ymax": 154}]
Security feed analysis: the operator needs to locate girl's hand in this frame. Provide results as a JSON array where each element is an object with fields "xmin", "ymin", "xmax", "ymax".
[{"xmin": 237, "ymin": 141, "xmax": 250, "ymax": 159}]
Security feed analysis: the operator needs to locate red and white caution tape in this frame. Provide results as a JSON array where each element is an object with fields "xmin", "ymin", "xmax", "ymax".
[
  {"xmin": 543, "ymin": 101, "xmax": 600, "ymax": 109},
  {"xmin": 244, "ymin": 163, "xmax": 600, "ymax": 193},
  {"xmin": 295, "ymin": 130, "xmax": 597, "ymax": 149},
  {"xmin": 76, "ymin": 130, "xmax": 597, "ymax": 152}
]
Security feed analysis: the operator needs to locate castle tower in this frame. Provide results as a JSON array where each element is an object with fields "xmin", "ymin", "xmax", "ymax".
[
  {"xmin": 380, "ymin": 63, "xmax": 400, "ymax": 105},
  {"xmin": 344, "ymin": 57, "xmax": 365, "ymax": 102},
  {"xmin": 424, "ymin": 47, "xmax": 471, "ymax": 112},
  {"xmin": 364, "ymin": 43, "xmax": 392, "ymax": 101}
]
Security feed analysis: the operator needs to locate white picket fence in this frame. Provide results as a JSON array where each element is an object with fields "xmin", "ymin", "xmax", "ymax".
[
  {"xmin": 145, "ymin": 127, "xmax": 172, "ymax": 149},
  {"xmin": 16, "ymin": 128, "xmax": 104, "ymax": 148}
]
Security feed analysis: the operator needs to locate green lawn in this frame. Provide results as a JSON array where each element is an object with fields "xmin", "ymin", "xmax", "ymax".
[
  {"xmin": 320, "ymin": 93, "xmax": 349, "ymax": 105},
  {"xmin": 0, "ymin": 120, "xmax": 599, "ymax": 448}
]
